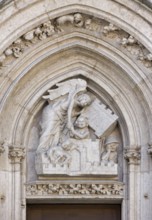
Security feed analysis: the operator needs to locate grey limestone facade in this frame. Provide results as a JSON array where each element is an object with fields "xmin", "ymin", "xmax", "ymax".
[{"xmin": 0, "ymin": 0, "xmax": 152, "ymax": 220}]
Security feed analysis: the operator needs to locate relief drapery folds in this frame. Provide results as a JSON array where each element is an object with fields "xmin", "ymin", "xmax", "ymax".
[{"xmin": 35, "ymin": 78, "xmax": 121, "ymax": 177}]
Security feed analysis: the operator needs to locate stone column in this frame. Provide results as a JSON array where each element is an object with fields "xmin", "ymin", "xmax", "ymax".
[
  {"xmin": 8, "ymin": 147, "xmax": 25, "ymax": 220},
  {"xmin": 147, "ymin": 143, "xmax": 152, "ymax": 220},
  {"xmin": 0, "ymin": 142, "xmax": 5, "ymax": 220},
  {"xmin": 124, "ymin": 147, "xmax": 141, "ymax": 220}
]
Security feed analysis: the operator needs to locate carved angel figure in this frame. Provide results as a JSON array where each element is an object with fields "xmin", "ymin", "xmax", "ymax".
[
  {"xmin": 35, "ymin": 78, "xmax": 120, "ymax": 176},
  {"xmin": 36, "ymin": 79, "xmax": 90, "ymax": 156}
]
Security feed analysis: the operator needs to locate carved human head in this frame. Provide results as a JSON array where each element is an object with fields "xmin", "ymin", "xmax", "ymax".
[
  {"xmin": 85, "ymin": 18, "xmax": 92, "ymax": 27},
  {"xmin": 76, "ymin": 93, "xmax": 91, "ymax": 107},
  {"xmin": 105, "ymin": 130, "xmax": 120, "ymax": 151},
  {"xmin": 75, "ymin": 116, "xmax": 88, "ymax": 128},
  {"xmin": 74, "ymin": 13, "xmax": 83, "ymax": 23},
  {"xmin": 106, "ymin": 143, "xmax": 119, "ymax": 152}
]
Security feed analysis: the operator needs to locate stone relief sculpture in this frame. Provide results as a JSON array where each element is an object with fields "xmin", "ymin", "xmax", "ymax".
[
  {"xmin": 103, "ymin": 23, "xmax": 120, "ymax": 35},
  {"xmin": 101, "ymin": 130, "xmax": 119, "ymax": 165},
  {"xmin": 70, "ymin": 116, "xmax": 90, "ymax": 139},
  {"xmin": 55, "ymin": 13, "xmax": 84, "ymax": 32},
  {"xmin": 35, "ymin": 78, "xmax": 121, "ymax": 176},
  {"xmin": 1, "ymin": 13, "xmax": 152, "ymax": 69},
  {"xmin": 26, "ymin": 183, "xmax": 124, "ymax": 197},
  {"xmin": 121, "ymin": 35, "xmax": 138, "ymax": 47}
]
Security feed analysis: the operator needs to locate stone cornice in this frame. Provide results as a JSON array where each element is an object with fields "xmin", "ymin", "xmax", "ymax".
[{"xmin": 124, "ymin": 147, "xmax": 141, "ymax": 165}]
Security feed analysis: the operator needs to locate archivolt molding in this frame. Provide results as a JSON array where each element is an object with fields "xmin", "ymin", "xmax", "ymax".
[
  {"xmin": 1, "ymin": 13, "xmax": 152, "ymax": 120},
  {"xmin": 0, "ymin": 3, "xmax": 151, "ymax": 220},
  {"xmin": 0, "ymin": 66, "xmax": 143, "ymax": 141},
  {"xmin": 1, "ymin": 32, "xmax": 152, "ymax": 108},
  {"xmin": 0, "ymin": 1, "xmax": 152, "ymax": 150},
  {"xmin": 0, "ymin": 12, "xmax": 152, "ymax": 70},
  {"xmin": 0, "ymin": 0, "xmax": 152, "ymax": 51},
  {"xmin": 0, "ymin": 39, "xmax": 151, "ymax": 148}
]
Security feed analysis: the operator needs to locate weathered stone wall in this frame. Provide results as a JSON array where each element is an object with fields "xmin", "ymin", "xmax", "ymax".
[{"xmin": 0, "ymin": 1, "xmax": 152, "ymax": 220}]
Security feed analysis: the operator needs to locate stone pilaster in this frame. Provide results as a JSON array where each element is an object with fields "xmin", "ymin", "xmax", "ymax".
[
  {"xmin": 124, "ymin": 146, "xmax": 141, "ymax": 220},
  {"xmin": 8, "ymin": 146, "xmax": 25, "ymax": 220}
]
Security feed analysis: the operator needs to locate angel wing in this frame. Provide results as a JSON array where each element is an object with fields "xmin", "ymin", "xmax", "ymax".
[{"xmin": 43, "ymin": 78, "xmax": 87, "ymax": 101}]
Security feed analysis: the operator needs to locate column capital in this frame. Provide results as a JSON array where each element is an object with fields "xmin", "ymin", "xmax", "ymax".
[
  {"xmin": 148, "ymin": 143, "xmax": 152, "ymax": 156},
  {"xmin": 8, "ymin": 146, "xmax": 25, "ymax": 164},
  {"xmin": 124, "ymin": 146, "xmax": 141, "ymax": 165}
]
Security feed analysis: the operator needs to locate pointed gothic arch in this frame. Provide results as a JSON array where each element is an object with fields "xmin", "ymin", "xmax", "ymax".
[{"xmin": 0, "ymin": 1, "xmax": 152, "ymax": 220}]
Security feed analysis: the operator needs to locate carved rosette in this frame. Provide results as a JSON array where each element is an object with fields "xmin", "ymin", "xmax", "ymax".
[
  {"xmin": 9, "ymin": 147, "xmax": 25, "ymax": 163},
  {"xmin": 26, "ymin": 183, "xmax": 124, "ymax": 198},
  {"xmin": 124, "ymin": 147, "xmax": 141, "ymax": 165}
]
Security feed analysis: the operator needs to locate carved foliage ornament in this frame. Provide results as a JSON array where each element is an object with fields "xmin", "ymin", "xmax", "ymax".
[
  {"xmin": 26, "ymin": 183, "xmax": 124, "ymax": 197},
  {"xmin": 124, "ymin": 147, "xmax": 141, "ymax": 165},
  {"xmin": 148, "ymin": 143, "xmax": 152, "ymax": 156},
  {"xmin": 9, "ymin": 147, "xmax": 25, "ymax": 163},
  {"xmin": 0, "ymin": 13, "xmax": 151, "ymax": 69}
]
